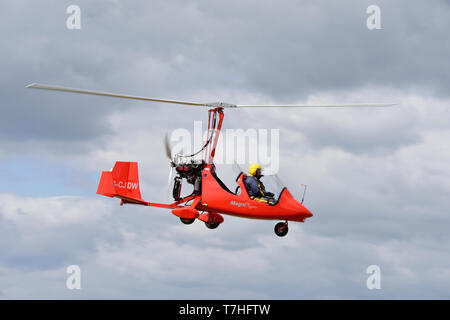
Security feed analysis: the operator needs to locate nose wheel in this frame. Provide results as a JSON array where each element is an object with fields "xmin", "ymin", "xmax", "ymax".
[{"xmin": 274, "ymin": 221, "xmax": 289, "ymax": 237}]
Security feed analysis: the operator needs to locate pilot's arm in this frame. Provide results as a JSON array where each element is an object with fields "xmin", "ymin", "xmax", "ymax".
[
  {"xmin": 258, "ymin": 180, "xmax": 274, "ymax": 198},
  {"xmin": 264, "ymin": 190, "xmax": 275, "ymax": 198}
]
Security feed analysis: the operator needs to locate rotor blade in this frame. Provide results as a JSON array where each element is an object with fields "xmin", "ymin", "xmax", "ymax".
[
  {"xmin": 164, "ymin": 133, "xmax": 172, "ymax": 160},
  {"xmin": 27, "ymin": 83, "xmax": 397, "ymax": 108},
  {"xmin": 26, "ymin": 83, "xmax": 207, "ymax": 107},
  {"xmin": 234, "ymin": 103, "xmax": 397, "ymax": 108}
]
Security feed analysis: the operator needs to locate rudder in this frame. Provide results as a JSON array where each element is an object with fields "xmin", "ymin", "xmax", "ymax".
[{"xmin": 97, "ymin": 161, "xmax": 144, "ymax": 204}]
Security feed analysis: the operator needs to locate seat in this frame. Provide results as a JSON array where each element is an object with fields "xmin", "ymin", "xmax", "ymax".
[{"xmin": 211, "ymin": 172, "xmax": 236, "ymax": 195}]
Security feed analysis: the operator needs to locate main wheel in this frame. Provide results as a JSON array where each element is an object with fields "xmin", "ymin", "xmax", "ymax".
[
  {"xmin": 205, "ymin": 222, "xmax": 220, "ymax": 229},
  {"xmin": 180, "ymin": 217, "xmax": 195, "ymax": 225},
  {"xmin": 274, "ymin": 222, "xmax": 288, "ymax": 237}
]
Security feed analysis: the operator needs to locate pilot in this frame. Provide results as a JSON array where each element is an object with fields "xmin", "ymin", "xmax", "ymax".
[{"xmin": 244, "ymin": 163, "xmax": 275, "ymax": 204}]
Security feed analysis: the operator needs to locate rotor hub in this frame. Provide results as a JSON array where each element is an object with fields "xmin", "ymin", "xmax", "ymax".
[{"xmin": 206, "ymin": 102, "xmax": 236, "ymax": 108}]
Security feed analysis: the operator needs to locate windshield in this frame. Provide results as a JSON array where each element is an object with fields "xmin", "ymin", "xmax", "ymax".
[{"xmin": 260, "ymin": 174, "xmax": 286, "ymax": 201}]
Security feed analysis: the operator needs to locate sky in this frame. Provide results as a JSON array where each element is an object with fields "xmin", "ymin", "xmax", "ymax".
[{"xmin": 0, "ymin": 0, "xmax": 449, "ymax": 299}]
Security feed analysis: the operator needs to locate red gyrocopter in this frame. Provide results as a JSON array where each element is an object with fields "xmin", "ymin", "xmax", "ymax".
[{"xmin": 27, "ymin": 83, "xmax": 395, "ymax": 236}]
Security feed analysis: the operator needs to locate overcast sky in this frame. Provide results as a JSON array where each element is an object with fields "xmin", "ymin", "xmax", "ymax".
[{"xmin": 0, "ymin": 0, "xmax": 449, "ymax": 299}]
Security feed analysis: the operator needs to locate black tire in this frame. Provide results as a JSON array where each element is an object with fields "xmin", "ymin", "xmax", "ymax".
[
  {"xmin": 205, "ymin": 222, "xmax": 220, "ymax": 229},
  {"xmin": 274, "ymin": 222, "xmax": 288, "ymax": 237},
  {"xmin": 180, "ymin": 217, "xmax": 195, "ymax": 225}
]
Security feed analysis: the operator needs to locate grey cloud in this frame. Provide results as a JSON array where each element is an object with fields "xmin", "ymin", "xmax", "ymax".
[
  {"xmin": 1, "ymin": 0, "xmax": 449, "ymax": 150},
  {"xmin": 2, "ymin": 200, "xmax": 450, "ymax": 299}
]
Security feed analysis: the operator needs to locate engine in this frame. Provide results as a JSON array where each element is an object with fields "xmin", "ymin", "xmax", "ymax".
[{"xmin": 171, "ymin": 156, "xmax": 206, "ymax": 200}]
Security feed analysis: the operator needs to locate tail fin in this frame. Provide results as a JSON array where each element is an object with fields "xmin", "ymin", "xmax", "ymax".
[{"xmin": 97, "ymin": 161, "xmax": 145, "ymax": 205}]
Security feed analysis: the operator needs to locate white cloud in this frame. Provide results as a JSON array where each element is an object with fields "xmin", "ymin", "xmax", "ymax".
[{"xmin": 0, "ymin": 194, "xmax": 109, "ymax": 228}]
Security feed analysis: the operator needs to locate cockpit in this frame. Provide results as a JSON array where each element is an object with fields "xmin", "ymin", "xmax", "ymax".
[
  {"xmin": 170, "ymin": 162, "xmax": 289, "ymax": 205},
  {"xmin": 207, "ymin": 163, "xmax": 287, "ymax": 204}
]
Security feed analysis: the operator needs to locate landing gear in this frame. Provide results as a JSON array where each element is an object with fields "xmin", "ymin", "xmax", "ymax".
[
  {"xmin": 274, "ymin": 221, "xmax": 288, "ymax": 237},
  {"xmin": 180, "ymin": 217, "xmax": 195, "ymax": 225},
  {"xmin": 205, "ymin": 222, "xmax": 220, "ymax": 229}
]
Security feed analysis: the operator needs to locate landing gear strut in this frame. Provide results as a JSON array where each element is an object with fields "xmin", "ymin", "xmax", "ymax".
[{"xmin": 274, "ymin": 221, "xmax": 288, "ymax": 237}]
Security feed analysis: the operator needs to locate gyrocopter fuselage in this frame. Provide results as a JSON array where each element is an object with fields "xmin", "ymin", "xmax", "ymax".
[{"xmin": 27, "ymin": 83, "xmax": 395, "ymax": 236}]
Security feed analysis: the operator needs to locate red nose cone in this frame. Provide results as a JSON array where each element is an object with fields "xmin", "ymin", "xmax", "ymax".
[{"xmin": 301, "ymin": 205, "xmax": 313, "ymax": 219}]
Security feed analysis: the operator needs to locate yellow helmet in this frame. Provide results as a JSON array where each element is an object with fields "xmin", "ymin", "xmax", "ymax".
[{"xmin": 248, "ymin": 163, "xmax": 262, "ymax": 176}]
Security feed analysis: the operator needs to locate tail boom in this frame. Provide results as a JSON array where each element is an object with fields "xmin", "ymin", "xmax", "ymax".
[{"xmin": 97, "ymin": 161, "xmax": 189, "ymax": 209}]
